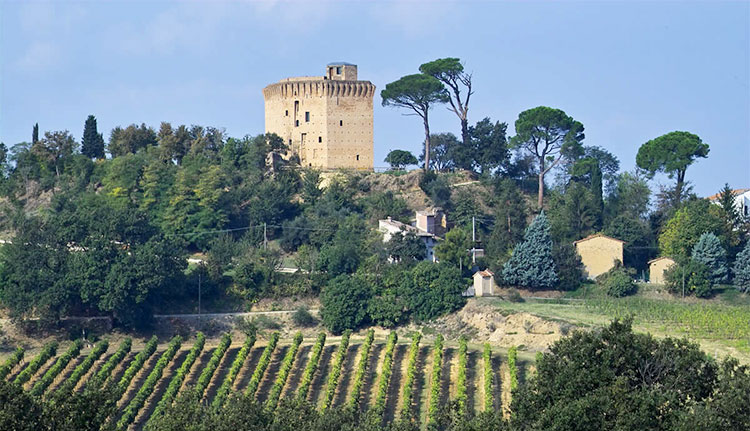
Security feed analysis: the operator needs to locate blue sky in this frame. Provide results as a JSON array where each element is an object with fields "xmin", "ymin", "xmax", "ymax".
[{"xmin": 1, "ymin": 0, "xmax": 748, "ymax": 197}]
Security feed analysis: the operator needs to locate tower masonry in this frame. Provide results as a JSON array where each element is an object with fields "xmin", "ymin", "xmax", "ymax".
[{"xmin": 262, "ymin": 62, "xmax": 375, "ymax": 170}]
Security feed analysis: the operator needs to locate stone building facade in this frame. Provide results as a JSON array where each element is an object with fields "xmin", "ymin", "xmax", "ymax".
[
  {"xmin": 648, "ymin": 257, "xmax": 675, "ymax": 285},
  {"xmin": 574, "ymin": 234, "xmax": 625, "ymax": 279},
  {"xmin": 262, "ymin": 63, "xmax": 375, "ymax": 170}
]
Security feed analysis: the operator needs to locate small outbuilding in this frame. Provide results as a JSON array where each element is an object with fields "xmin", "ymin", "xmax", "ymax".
[
  {"xmin": 648, "ymin": 257, "xmax": 676, "ymax": 285},
  {"xmin": 471, "ymin": 270, "xmax": 496, "ymax": 297},
  {"xmin": 574, "ymin": 234, "xmax": 625, "ymax": 279}
]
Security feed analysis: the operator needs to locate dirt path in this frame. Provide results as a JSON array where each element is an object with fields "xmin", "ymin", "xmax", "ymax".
[
  {"xmin": 132, "ymin": 349, "xmax": 188, "ymax": 429},
  {"xmin": 465, "ymin": 351, "xmax": 479, "ymax": 416},
  {"xmin": 383, "ymin": 344, "xmax": 408, "ymax": 424},
  {"xmin": 281, "ymin": 344, "xmax": 311, "ymax": 400},
  {"xmin": 331, "ymin": 343, "xmax": 359, "ymax": 408},
  {"xmin": 233, "ymin": 346, "xmax": 264, "ymax": 393},
  {"xmin": 203, "ymin": 347, "xmax": 240, "ymax": 404},
  {"xmin": 307, "ymin": 344, "xmax": 335, "ymax": 406},
  {"xmin": 490, "ymin": 354, "xmax": 503, "ymax": 412},
  {"xmin": 439, "ymin": 348, "xmax": 454, "ymax": 408},
  {"xmin": 499, "ymin": 361, "xmax": 511, "ymax": 417},
  {"xmin": 413, "ymin": 345, "xmax": 431, "ymax": 424},
  {"xmin": 255, "ymin": 345, "xmax": 288, "ymax": 404},
  {"xmin": 360, "ymin": 343, "xmax": 384, "ymax": 412}
]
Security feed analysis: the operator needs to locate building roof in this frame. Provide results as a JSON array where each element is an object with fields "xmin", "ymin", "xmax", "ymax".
[
  {"xmin": 474, "ymin": 270, "xmax": 494, "ymax": 278},
  {"xmin": 327, "ymin": 61, "xmax": 356, "ymax": 66},
  {"xmin": 706, "ymin": 188, "xmax": 750, "ymax": 201},
  {"xmin": 573, "ymin": 233, "xmax": 626, "ymax": 245},
  {"xmin": 379, "ymin": 218, "xmax": 435, "ymax": 238},
  {"xmin": 648, "ymin": 256, "xmax": 676, "ymax": 264}
]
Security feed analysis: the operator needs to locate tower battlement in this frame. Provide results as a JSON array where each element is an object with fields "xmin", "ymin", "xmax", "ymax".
[{"xmin": 262, "ymin": 63, "xmax": 375, "ymax": 171}]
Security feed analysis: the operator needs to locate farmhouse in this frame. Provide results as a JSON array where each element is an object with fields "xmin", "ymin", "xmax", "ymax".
[
  {"xmin": 648, "ymin": 256, "xmax": 676, "ymax": 285},
  {"xmin": 708, "ymin": 188, "xmax": 750, "ymax": 219},
  {"xmin": 378, "ymin": 209, "xmax": 445, "ymax": 262},
  {"xmin": 262, "ymin": 62, "xmax": 375, "ymax": 171},
  {"xmin": 574, "ymin": 234, "xmax": 625, "ymax": 279}
]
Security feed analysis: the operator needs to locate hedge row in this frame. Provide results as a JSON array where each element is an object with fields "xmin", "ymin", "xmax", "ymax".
[
  {"xmin": 117, "ymin": 335, "xmax": 158, "ymax": 396},
  {"xmin": 194, "ymin": 333, "xmax": 231, "ymax": 398},
  {"xmin": 14, "ymin": 342, "xmax": 57, "ymax": 386},
  {"xmin": 427, "ymin": 334, "xmax": 444, "ymax": 424},
  {"xmin": 0, "ymin": 347, "xmax": 24, "ymax": 380},
  {"xmin": 508, "ymin": 345, "xmax": 518, "ymax": 392},
  {"xmin": 30, "ymin": 340, "xmax": 83, "ymax": 397},
  {"xmin": 372, "ymin": 331, "xmax": 398, "ymax": 417},
  {"xmin": 483, "ymin": 343, "xmax": 493, "ymax": 411},
  {"xmin": 212, "ymin": 333, "xmax": 256, "ymax": 408},
  {"xmin": 116, "ymin": 335, "xmax": 182, "ymax": 429},
  {"xmin": 55, "ymin": 340, "xmax": 109, "ymax": 396},
  {"xmin": 348, "ymin": 329, "xmax": 375, "ymax": 410},
  {"xmin": 90, "ymin": 338, "xmax": 132, "ymax": 389},
  {"xmin": 455, "ymin": 337, "xmax": 468, "ymax": 415},
  {"xmin": 148, "ymin": 332, "xmax": 205, "ymax": 425},
  {"xmin": 265, "ymin": 332, "xmax": 304, "ymax": 411},
  {"xmin": 296, "ymin": 332, "xmax": 327, "ymax": 402},
  {"xmin": 321, "ymin": 330, "xmax": 351, "ymax": 411},
  {"xmin": 245, "ymin": 332, "xmax": 280, "ymax": 398},
  {"xmin": 399, "ymin": 332, "xmax": 422, "ymax": 421}
]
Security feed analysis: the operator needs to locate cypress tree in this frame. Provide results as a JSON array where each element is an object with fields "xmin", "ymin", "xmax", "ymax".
[
  {"xmin": 502, "ymin": 211, "xmax": 558, "ymax": 289},
  {"xmin": 733, "ymin": 242, "xmax": 750, "ymax": 293},
  {"xmin": 691, "ymin": 232, "xmax": 728, "ymax": 285},
  {"xmin": 81, "ymin": 115, "xmax": 105, "ymax": 159},
  {"xmin": 32, "ymin": 123, "xmax": 39, "ymax": 144}
]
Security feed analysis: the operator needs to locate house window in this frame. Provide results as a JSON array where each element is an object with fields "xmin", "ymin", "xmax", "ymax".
[
  {"xmin": 318, "ymin": 136, "xmax": 322, "ymax": 143},
  {"xmin": 305, "ymin": 112, "xmax": 310, "ymax": 122}
]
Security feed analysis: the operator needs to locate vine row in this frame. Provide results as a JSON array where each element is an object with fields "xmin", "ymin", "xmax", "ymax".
[
  {"xmin": 90, "ymin": 338, "xmax": 132, "ymax": 389},
  {"xmin": 348, "ymin": 329, "xmax": 375, "ymax": 410},
  {"xmin": 399, "ymin": 332, "xmax": 421, "ymax": 421},
  {"xmin": 194, "ymin": 333, "xmax": 231, "ymax": 399},
  {"xmin": 321, "ymin": 330, "xmax": 351, "ymax": 411},
  {"xmin": 212, "ymin": 333, "xmax": 256, "ymax": 408},
  {"xmin": 15, "ymin": 342, "xmax": 58, "ymax": 386},
  {"xmin": 265, "ymin": 332, "xmax": 304, "ymax": 411},
  {"xmin": 296, "ymin": 332, "xmax": 327, "ymax": 402},
  {"xmin": 55, "ymin": 340, "xmax": 108, "ymax": 396},
  {"xmin": 245, "ymin": 332, "xmax": 280, "ymax": 398}
]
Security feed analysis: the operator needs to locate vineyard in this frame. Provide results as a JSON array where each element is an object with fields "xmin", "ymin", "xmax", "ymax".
[{"xmin": 1, "ymin": 331, "xmax": 529, "ymax": 430}]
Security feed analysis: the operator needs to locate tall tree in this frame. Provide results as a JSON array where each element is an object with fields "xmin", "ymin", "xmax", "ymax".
[
  {"xmin": 511, "ymin": 106, "xmax": 584, "ymax": 209},
  {"xmin": 733, "ymin": 243, "xmax": 750, "ymax": 293},
  {"xmin": 81, "ymin": 115, "xmax": 105, "ymax": 159},
  {"xmin": 659, "ymin": 199, "xmax": 725, "ymax": 260},
  {"xmin": 435, "ymin": 227, "xmax": 472, "ymax": 270},
  {"xmin": 418, "ymin": 133, "xmax": 461, "ymax": 171},
  {"xmin": 502, "ymin": 211, "xmax": 558, "ymax": 289},
  {"xmin": 691, "ymin": 232, "xmax": 729, "ymax": 285},
  {"xmin": 636, "ymin": 131, "xmax": 709, "ymax": 206},
  {"xmin": 33, "ymin": 131, "xmax": 77, "ymax": 177},
  {"xmin": 419, "ymin": 58, "xmax": 474, "ymax": 148},
  {"xmin": 108, "ymin": 123, "xmax": 157, "ymax": 157},
  {"xmin": 32, "ymin": 123, "xmax": 39, "ymax": 145},
  {"xmin": 381, "ymin": 74, "xmax": 449, "ymax": 171}
]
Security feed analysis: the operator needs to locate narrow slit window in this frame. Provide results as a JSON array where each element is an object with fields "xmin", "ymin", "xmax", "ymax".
[
  {"xmin": 285, "ymin": 110, "xmax": 288, "ymax": 116},
  {"xmin": 356, "ymin": 154, "xmax": 360, "ymax": 161},
  {"xmin": 318, "ymin": 136, "xmax": 322, "ymax": 143},
  {"xmin": 305, "ymin": 112, "xmax": 310, "ymax": 122},
  {"xmin": 339, "ymin": 120, "xmax": 343, "ymax": 126}
]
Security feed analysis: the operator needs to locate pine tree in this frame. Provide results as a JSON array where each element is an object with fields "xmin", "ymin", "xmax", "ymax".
[
  {"xmin": 733, "ymin": 242, "xmax": 750, "ymax": 293},
  {"xmin": 81, "ymin": 115, "xmax": 105, "ymax": 159},
  {"xmin": 691, "ymin": 232, "xmax": 728, "ymax": 285},
  {"xmin": 502, "ymin": 211, "xmax": 558, "ymax": 289}
]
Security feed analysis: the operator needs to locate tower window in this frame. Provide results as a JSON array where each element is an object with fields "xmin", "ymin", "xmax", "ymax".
[
  {"xmin": 318, "ymin": 136, "xmax": 322, "ymax": 143},
  {"xmin": 305, "ymin": 112, "xmax": 310, "ymax": 122},
  {"xmin": 295, "ymin": 120, "xmax": 299, "ymax": 127},
  {"xmin": 339, "ymin": 120, "xmax": 343, "ymax": 126},
  {"xmin": 356, "ymin": 154, "xmax": 360, "ymax": 161},
  {"xmin": 336, "ymin": 66, "xmax": 342, "ymax": 74},
  {"xmin": 285, "ymin": 110, "xmax": 288, "ymax": 116}
]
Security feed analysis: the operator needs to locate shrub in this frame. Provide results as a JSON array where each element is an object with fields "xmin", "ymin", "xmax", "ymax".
[
  {"xmin": 14, "ymin": 342, "xmax": 57, "ymax": 386},
  {"xmin": 265, "ymin": 332, "xmax": 303, "ymax": 411},
  {"xmin": 117, "ymin": 336, "xmax": 158, "ymax": 396},
  {"xmin": 251, "ymin": 314, "xmax": 281, "ymax": 330},
  {"xmin": 322, "ymin": 330, "xmax": 351, "ymax": 411},
  {"xmin": 212, "ymin": 333, "xmax": 256, "ymax": 408},
  {"xmin": 194, "ymin": 333, "xmax": 231, "ymax": 398},
  {"xmin": 400, "ymin": 332, "xmax": 421, "ymax": 421},
  {"xmin": 297, "ymin": 332, "xmax": 326, "ymax": 402},
  {"xmin": 372, "ymin": 331, "xmax": 398, "ymax": 417},
  {"xmin": 348, "ymin": 329, "xmax": 375, "ymax": 409},
  {"xmin": 427, "ymin": 334, "xmax": 444, "ymax": 424},
  {"xmin": 0, "ymin": 347, "xmax": 23, "ymax": 380},
  {"xmin": 148, "ymin": 333, "xmax": 205, "ymax": 425},
  {"xmin": 321, "ymin": 275, "xmax": 372, "ymax": 334},
  {"xmin": 602, "ymin": 269, "xmax": 637, "ymax": 297},
  {"xmin": 55, "ymin": 340, "xmax": 108, "ymax": 396},
  {"xmin": 665, "ymin": 259, "xmax": 713, "ymax": 298},
  {"xmin": 90, "ymin": 338, "xmax": 131, "ymax": 389},
  {"xmin": 292, "ymin": 306, "xmax": 317, "ymax": 327},
  {"xmin": 508, "ymin": 346, "xmax": 518, "ymax": 392},
  {"xmin": 117, "ymin": 335, "xmax": 182, "ymax": 428},
  {"xmin": 245, "ymin": 332, "xmax": 279, "ymax": 397}
]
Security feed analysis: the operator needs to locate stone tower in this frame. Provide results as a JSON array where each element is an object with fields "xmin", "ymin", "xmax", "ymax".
[{"xmin": 262, "ymin": 62, "xmax": 375, "ymax": 170}]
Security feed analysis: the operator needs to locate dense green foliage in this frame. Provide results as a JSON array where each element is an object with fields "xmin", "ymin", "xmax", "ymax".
[
  {"xmin": 454, "ymin": 337, "xmax": 468, "ymax": 415},
  {"xmin": 427, "ymin": 334, "xmax": 444, "ymax": 424},
  {"xmin": 55, "ymin": 340, "xmax": 108, "ymax": 396},
  {"xmin": 734, "ymin": 242, "xmax": 750, "ymax": 293},
  {"xmin": 384, "ymin": 150, "xmax": 418, "ymax": 170},
  {"xmin": 117, "ymin": 335, "xmax": 158, "ymax": 396},
  {"xmin": 372, "ymin": 331, "xmax": 398, "ymax": 417},
  {"xmin": 482, "ymin": 343, "xmax": 493, "ymax": 412},
  {"xmin": 507, "ymin": 346, "xmax": 518, "ymax": 392},
  {"xmin": 502, "ymin": 212, "xmax": 558, "ymax": 289},
  {"xmin": 692, "ymin": 232, "xmax": 729, "ymax": 284},
  {"xmin": 348, "ymin": 329, "xmax": 375, "ymax": 409},
  {"xmin": 265, "ymin": 331, "xmax": 303, "ymax": 411}
]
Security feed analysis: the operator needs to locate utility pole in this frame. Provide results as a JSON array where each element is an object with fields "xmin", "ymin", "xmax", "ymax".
[
  {"xmin": 263, "ymin": 222, "xmax": 268, "ymax": 250},
  {"xmin": 471, "ymin": 216, "xmax": 476, "ymax": 264}
]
